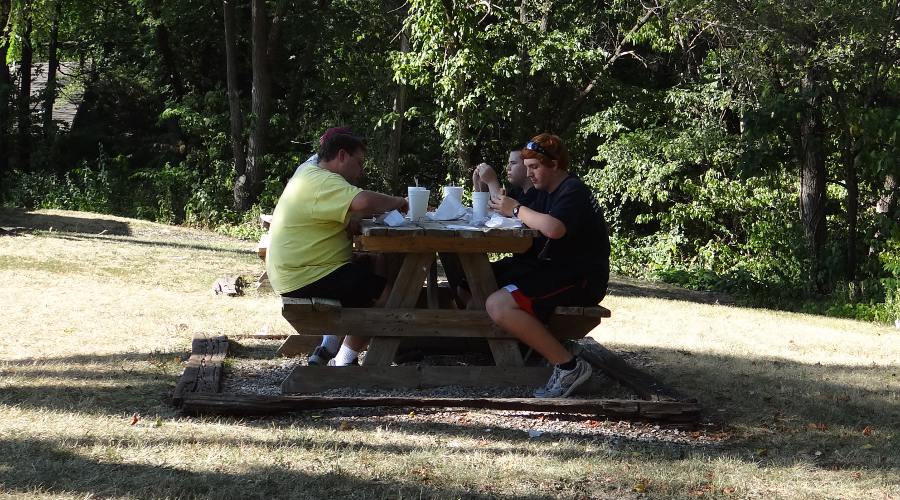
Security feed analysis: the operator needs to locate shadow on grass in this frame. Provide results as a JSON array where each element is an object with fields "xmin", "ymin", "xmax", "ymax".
[
  {"xmin": 49, "ymin": 232, "xmax": 254, "ymax": 257},
  {"xmin": 607, "ymin": 275, "xmax": 734, "ymax": 306},
  {"xmin": 3, "ymin": 349, "xmax": 897, "ymax": 473},
  {"xmin": 0, "ymin": 208, "xmax": 132, "ymax": 236},
  {"xmin": 0, "ymin": 437, "xmax": 515, "ymax": 499}
]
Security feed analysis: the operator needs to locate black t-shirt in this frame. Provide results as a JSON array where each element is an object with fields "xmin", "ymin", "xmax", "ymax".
[
  {"xmin": 508, "ymin": 186, "xmax": 538, "ymax": 207},
  {"xmin": 523, "ymin": 175, "xmax": 610, "ymax": 271}
]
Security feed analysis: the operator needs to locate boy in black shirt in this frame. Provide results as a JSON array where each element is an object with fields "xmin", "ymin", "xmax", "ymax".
[
  {"xmin": 472, "ymin": 144, "xmax": 537, "ymax": 206},
  {"xmin": 487, "ymin": 133, "xmax": 610, "ymax": 398}
]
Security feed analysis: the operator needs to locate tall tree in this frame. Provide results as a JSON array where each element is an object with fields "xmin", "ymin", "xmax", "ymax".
[
  {"xmin": 798, "ymin": 65, "xmax": 827, "ymax": 291},
  {"xmin": 16, "ymin": 0, "xmax": 32, "ymax": 170},
  {"xmin": 0, "ymin": 0, "xmax": 12, "ymax": 173},
  {"xmin": 386, "ymin": 30, "xmax": 409, "ymax": 193},
  {"xmin": 147, "ymin": 0, "xmax": 184, "ymax": 98},
  {"xmin": 42, "ymin": 0, "xmax": 60, "ymax": 139},
  {"xmin": 234, "ymin": 0, "xmax": 283, "ymax": 212},
  {"xmin": 224, "ymin": 0, "xmax": 247, "ymax": 210}
]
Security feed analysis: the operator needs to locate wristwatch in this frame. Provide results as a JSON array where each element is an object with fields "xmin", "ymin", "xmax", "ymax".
[{"xmin": 512, "ymin": 204, "xmax": 521, "ymax": 218}]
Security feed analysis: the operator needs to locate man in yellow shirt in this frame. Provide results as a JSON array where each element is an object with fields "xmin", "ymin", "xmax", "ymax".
[{"xmin": 268, "ymin": 127, "xmax": 407, "ymax": 365}]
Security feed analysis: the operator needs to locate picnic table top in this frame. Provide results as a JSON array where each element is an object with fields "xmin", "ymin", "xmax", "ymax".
[
  {"xmin": 359, "ymin": 217, "xmax": 540, "ymax": 238},
  {"xmin": 356, "ymin": 218, "xmax": 540, "ymax": 253}
]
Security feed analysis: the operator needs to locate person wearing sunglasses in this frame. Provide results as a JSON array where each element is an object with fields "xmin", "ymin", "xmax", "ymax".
[{"xmin": 485, "ymin": 133, "xmax": 611, "ymax": 398}]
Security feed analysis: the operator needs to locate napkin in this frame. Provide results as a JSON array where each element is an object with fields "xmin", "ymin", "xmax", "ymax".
[
  {"xmin": 375, "ymin": 210, "xmax": 407, "ymax": 227},
  {"xmin": 427, "ymin": 194, "xmax": 467, "ymax": 221},
  {"xmin": 484, "ymin": 214, "xmax": 523, "ymax": 229}
]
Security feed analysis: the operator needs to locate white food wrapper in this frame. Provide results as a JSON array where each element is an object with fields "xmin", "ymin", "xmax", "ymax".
[
  {"xmin": 445, "ymin": 224, "xmax": 485, "ymax": 231},
  {"xmin": 375, "ymin": 210, "xmax": 407, "ymax": 227},
  {"xmin": 484, "ymin": 214, "xmax": 523, "ymax": 229},
  {"xmin": 427, "ymin": 195, "xmax": 467, "ymax": 221}
]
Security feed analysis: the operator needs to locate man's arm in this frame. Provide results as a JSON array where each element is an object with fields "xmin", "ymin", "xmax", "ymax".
[
  {"xmin": 490, "ymin": 194, "xmax": 567, "ymax": 239},
  {"xmin": 474, "ymin": 163, "xmax": 503, "ymax": 197},
  {"xmin": 349, "ymin": 191, "xmax": 408, "ymax": 217}
]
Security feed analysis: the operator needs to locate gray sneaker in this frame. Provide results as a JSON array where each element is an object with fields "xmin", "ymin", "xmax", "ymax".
[
  {"xmin": 308, "ymin": 346, "xmax": 335, "ymax": 366},
  {"xmin": 534, "ymin": 357, "xmax": 593, "ymax": 398}
]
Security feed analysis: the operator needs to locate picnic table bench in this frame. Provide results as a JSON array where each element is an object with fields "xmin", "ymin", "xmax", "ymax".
[{"xmin": 279, "ymin": 218, "xmax": 610, "ymax": 393}]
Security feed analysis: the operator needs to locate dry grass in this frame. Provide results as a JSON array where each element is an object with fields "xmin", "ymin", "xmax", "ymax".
[{"xmin": 1, "ymin": 208, "xmax": 899, "ymax": 499}]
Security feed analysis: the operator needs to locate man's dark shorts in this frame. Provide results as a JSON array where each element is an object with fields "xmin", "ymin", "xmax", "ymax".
[
  {"xmin": 281, "ymin": 256, "xmax": 386, "ymax": 307},
  {"xmin": 492, "ymin": 256, "xmax": 608, "ymax": 323}
]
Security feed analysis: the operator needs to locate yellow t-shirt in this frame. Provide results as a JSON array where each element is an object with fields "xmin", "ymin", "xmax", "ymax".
[{"xmin": 267, "ymin": 163, "xmax": 363, "ymax": 294}]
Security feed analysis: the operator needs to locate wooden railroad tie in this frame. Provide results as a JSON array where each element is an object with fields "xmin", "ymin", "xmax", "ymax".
[
  {"xmin": 180, "ymin": 393, "xmax": 700, "ymax": 423},
  {"xmin": 172, "ymin": 334, "xmax": 229, "ymax": 406}
]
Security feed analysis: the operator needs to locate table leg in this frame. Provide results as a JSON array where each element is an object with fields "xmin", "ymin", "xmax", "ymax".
[
  {"xmin": 364, "ymin": 252, "xmax": 435, "ymax": 366},
  {"xmin": 438, "ymin": 252, "xmax": 466, "ymax": 309},
  {"xmin": 426, "ymin": 261, "xmax": 440, "ymax": 309},
  {"xmin": 457, "ymin": 253, "xmax": 496, "ymax": 310},
  {"xmin": 457, "ymin": 253, "xmax": 524, "ymax": 367}
]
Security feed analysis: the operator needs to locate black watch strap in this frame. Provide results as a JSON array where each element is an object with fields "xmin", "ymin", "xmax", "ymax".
[{"xmin": 512, "ymin": 204, "xmax": 521, "ymax": 218}]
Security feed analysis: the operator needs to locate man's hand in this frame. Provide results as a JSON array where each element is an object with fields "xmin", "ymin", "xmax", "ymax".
[
  {"xmin": 475, "ymin": 163, "xmax": 498, "ymax": 186},
  {"xmin": 489, "ymin": 193, "xmax": 519, "ymax": 217},
  {"xmin": 396, "ymin": 196, "xmax": 409, "ymax": 213}
]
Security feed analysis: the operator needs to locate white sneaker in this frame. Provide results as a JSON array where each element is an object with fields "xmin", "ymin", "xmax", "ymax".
[
  {"xmin": 326, "ymin": 357, "xmax": 358, "ymax": 366},
  {"xmin": 534, "ymin": 357, "xmax": 592, "ymax": 398}
]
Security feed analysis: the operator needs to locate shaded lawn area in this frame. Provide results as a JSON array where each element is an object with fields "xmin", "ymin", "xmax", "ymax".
[{"xmin": 1, "ymin": 209, "xmax": 898, "ymax": 499}]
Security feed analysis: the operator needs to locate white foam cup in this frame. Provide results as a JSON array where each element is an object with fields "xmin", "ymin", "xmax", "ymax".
[
  {"xmin": 407, "ymin": 187, "xmax": 430, "ymax": 221},
  {"xmin": 443, "ymin": 186, "xmax": 464, "ymax": 204},
  {"xmin": 472, "ymin": 191, "xmax": 490, "ymax": 222}
]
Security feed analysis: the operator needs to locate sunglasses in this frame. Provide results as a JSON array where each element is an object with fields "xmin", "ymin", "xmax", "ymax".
[{"xmin": 525, "ymin": 141, "xmax": 556, "ymax": 160}]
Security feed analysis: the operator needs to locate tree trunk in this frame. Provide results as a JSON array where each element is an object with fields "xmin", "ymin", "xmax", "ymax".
[
  {"xmin": 237, "ymin": 0, "xmax": 273, "ymax": 212},
  {"xmin": 876, "ymin": 175, "xmax": 897, "ymax": 216},
  {"xmin": 798, "ymin": 68, "xmax": 827, "ymax": 293},
  {"xmin": 16, "ymin": 4, "xmax": 33, "ymax": 171},
  {"xmin": 0, "ymin": 0, "xmax": 12, "ymax": 173},
  {"xmin": 224, "ymin": 0, "xmax": 248, "ymax": 211},
  {"xmin": 454, "ymin": 82, "xmax": 471, "ymax": 182},
  {"xmin": 147, "ymin": 0, "xmax": 184, "ymax": 99},
  {"xmin": 42, "ymin": 0, "xmax": 60, "ymax": 139},
  {"xmin": 386, "ymin": 31, "xmax": 409, "ymax": 193},
  {"xmin": 516, "ymin": 0, "xmax": 530, "ymax": 139},
  {"xmin": 841, "ymin": 127, "xmax": 858, "ymax": 287}
]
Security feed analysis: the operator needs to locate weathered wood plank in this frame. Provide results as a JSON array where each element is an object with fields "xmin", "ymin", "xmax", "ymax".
[
  {"xmin": 426, "ymin": 262, "xmax": 440, "ymax": 309},
  {"xmin": 487, "ymin": 339, "xmax": 525, "ymax": 367},
  {"xmin": 385, "ymin": 253, "xmax": 435, "ymax": 308},
  {"xmin": 276, "ymin": 334, "xmax": 325, "ymax": 357},
  {"xmin": 547, "ymin": 314, "xmax": 602, "ymax": 340},
  {"xmin": 361, "ymin": 338, "xmax": 404, "ymax": 366},
  {"xmin": 458, "ymin": 253, "xmax": 498, "ymax": 311},
  {"xmin": 356, "ymin": 235, "xmax": 533, "ymax": 253},
  {"xmin": 181, "ymin": 393, "xmax": 700, "ymax": 422},
  {"xmin": 281, "ymin": 365, "xmax": 610, "ymax": 393},
  {"xmin": 357, "ymin": 253, "xmax": 437, "ymax": 366},
  {"xmin": 281, "ymin": 297, "xmax": 342, "ymax": 309},
  {"xmin": 575, "ymin": 338, "xmax": 685, "ymax": 402},
  {"xmin": 172, "ymin": 334, "xmax": 229, "ymax": 405},
  {"xmin": 281, "ymin": 306, "xmax": 605, "ymax": 339}
]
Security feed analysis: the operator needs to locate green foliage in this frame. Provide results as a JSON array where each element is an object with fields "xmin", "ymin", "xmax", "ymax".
[{"xmin": 2, "ymin": 0, "xmax": 899, "ymax": 323}]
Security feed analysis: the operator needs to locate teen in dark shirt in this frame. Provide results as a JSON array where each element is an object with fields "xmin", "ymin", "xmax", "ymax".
[
  {"xmin": 472, "ymin": 145, "xmax": 537, "ymax": 204},
  {"xmin": 486, "ymin": 133, "xmax": 610, "ymax": 398}
]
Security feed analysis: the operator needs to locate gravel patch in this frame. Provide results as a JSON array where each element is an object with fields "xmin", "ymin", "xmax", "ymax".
[{"xmin": 220, "ymin": 338, "xmax": 724, "ymax": 447}]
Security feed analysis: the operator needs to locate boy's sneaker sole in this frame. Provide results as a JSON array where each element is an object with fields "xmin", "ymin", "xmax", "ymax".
[{"xmin": 307, "ymin": 346, "xmax": 334, "ymax": 366}]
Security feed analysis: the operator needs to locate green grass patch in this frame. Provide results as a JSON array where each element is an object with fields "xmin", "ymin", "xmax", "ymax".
[{"xmin": 1, "ymin": 209, "xmax": 898, "ymax": 499}]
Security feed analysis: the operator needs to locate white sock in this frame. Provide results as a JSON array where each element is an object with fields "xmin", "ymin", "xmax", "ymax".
[
  {"xmin": 332, "ymin": 345, "xmax": 359, "ymax": 366},
  {"xmin": 319, "ymin": 335, "xmax": 341, "ymax": 355}
]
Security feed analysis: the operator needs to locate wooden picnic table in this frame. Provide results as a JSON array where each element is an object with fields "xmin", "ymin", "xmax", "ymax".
[{"xmin": 279, "ymin": 217, "xmax": 610, "ymax": 393}]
